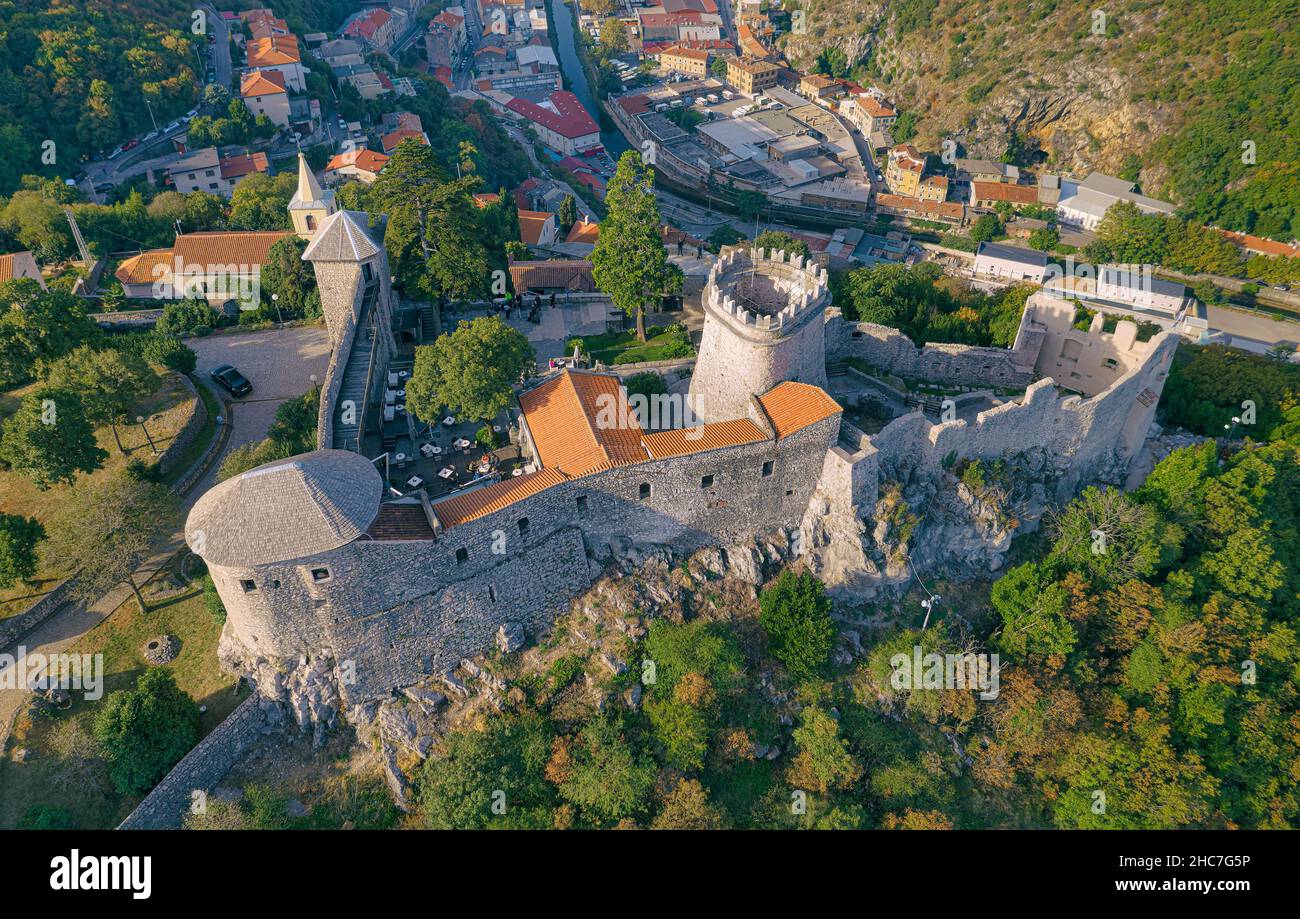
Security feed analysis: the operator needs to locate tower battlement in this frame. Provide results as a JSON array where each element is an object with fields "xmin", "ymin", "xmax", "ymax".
[{"xmin": 689, "ymin": 246, "xmax": 831, "ymax": 422}]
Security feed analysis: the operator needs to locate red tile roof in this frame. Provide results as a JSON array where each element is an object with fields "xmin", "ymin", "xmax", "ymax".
[
  {"xmin": 344, "ymin": 7, "xmax": 392, "ymax": 40},
  {"xmin": 1213, "ymin": 228, "xmax": 1300, "ymax": 259},
  {"xmin": 972, "ymin": 181, "xmax": 1038, "ymax": 204},
  {"xmin": 755, "ymin": 382, "xmax": 841, "ymax": 439},
  {"xmin": 219, "ymin": 151, "xmax": 269, "ymax": 180},
  {"xmin": 518, "ymin": 210, "xmax": 556, "ymax": 245},
  {"xmin": 518, "ymin": 370, "xmax": 646, "ymax": 477},
  {"xmin": 246, "ymin": 34, "xmax": 300, "ymax": 67},
  {"xmin": 382, "ymin": 127, "xmax": 429, "ymax": 154},
  {"xmin": 325, "ymin": 149, "xmax": 391, "ymax": 175},
  {"xmin": 240, "ymin": 69, "xmax": 287, "ymax": 97},
  {"xmin": 431, "ymin": 468, "xmax": 569, "ymax": 528},
  {"xmin": 506, "ymin": 91, "xmax": 599, "ymax": 139},
  {"xmin": 642, "ymin": 419, "xmax": 767, "ymax": 458}
]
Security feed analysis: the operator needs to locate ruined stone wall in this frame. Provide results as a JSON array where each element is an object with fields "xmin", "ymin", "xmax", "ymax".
[
  {"xmin": 804, "ymin": 327, "xmax": 1179, "ymax": 591},
  {"xmin": 824, "ymin": 311, "xmax": 1044, "ymax": 390}
]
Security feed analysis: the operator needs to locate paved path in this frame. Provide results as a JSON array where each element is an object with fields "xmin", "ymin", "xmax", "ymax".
[{"xmin": 0, "ymin": 326, "xmax": 330, "ymax": 752}]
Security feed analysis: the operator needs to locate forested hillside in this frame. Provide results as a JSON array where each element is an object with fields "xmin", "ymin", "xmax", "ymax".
[
  {"xmin": 0, "ymin": 1, "xmax": 203, "ymax": 193},
  {"xmin": 783, "ymin": 0, "xmax": 1300, "ymax": 239}
]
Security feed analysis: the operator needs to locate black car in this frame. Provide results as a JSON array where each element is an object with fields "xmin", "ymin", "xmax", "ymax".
[{"xmin": 210, "ymin": 364, "xmax": 252, "ymax": 397}]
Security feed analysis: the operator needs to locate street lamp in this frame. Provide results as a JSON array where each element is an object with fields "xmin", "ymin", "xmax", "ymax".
[
  {"xmin": 271, "ymin": 292, "xmax": 283, "ymax": 326},
  {"xmin": 1224, "ymin": 415, "xmax": 1241, "ymax": 438}
]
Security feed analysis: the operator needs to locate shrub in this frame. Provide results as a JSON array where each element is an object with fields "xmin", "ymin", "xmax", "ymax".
[
  {"xmin": 758, "ymin": 569, "xmax": 835, "ymax": 682},
  {"xmin": 93, "ymin": 668, "xmax": 201, "ymax": 796}
]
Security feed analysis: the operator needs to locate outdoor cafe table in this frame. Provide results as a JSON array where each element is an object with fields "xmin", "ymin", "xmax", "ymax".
[{"xmin": 438, "ymin": 467, "xmax": 455, "ymax": 479}]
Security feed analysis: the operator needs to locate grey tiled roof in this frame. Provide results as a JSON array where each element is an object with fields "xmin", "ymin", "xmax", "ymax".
[
  {"xmin": 302, "ymin": 210, "xmax": 381, "ymax": 262},
  {"xmin": 186, "ymin": 449, "xmax": 382, "ymax": 567}
]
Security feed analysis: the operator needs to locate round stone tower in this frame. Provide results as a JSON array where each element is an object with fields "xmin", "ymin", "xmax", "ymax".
[{"xmin": 687, "ymin": 247, "xmax": 832, "ymax": 424}]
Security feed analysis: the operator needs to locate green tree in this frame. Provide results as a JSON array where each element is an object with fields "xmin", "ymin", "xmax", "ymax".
[
  {"xmin": 0, "ymin": 388, "xmax": 107, "ymax": 489},
  {"xmin": 591, "ymin": 151, "xmax": 678, "ymax": 341},
  {"xmin": 93, "ymin": 668, "xmax": 200, "ymax": 796},
  {"xmin": 557, "ymin": 194, "xmax": 577, "ymax": 232},
  {"xmin": 0, "ymin": 513, "xmax": 44, "ymax": 589},
  {"xmin": 555, "ymin": 715, "xmax": 656, "ymax": 825},
  {"xmin": 417, "ymin": 712, "xmax": 556, "ymax": 829},
  {"xmin": 42, "ymin": 346, "xmax": 159, "ymax": 449},
  {"xmin": 652, "ymin": 778, "xmax": 727, "ymax": 829},
  {"xmin": 260, "ymin": 236, "xmax": 319, "ymax": 319},
  {"xmin": 227, "ymin": 172, "xmax": 296, "ymax": 230},
  {"xmin": 758, "ymin": 569, "xmax": 835, "ymax": 682},
  {"xmin": 787, "ymin": 707, "xmax": 864, "ymax": 793},
  {"xmin": 969, "ymin": 213, "xmax": 1003, "ymax": 243},
  {"xmin": 42, "ymin": 472, "xmax": 180, "ymax": 612},
  {"xmin": 406, "ymin": 316, "xmax": 534, "ymax": 423},
  {"xmin": 156, "ymin": 299, "xmax": 218, "ymax": 337},
  {"xmin": 754, "ymin": 229, "xmax": 810, "ymax": 260}
]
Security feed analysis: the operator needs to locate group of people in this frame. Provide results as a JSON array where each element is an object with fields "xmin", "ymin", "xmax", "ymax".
[{"xmin": 492, "ymin": 291, "xmax": 559, "ymax": 325}]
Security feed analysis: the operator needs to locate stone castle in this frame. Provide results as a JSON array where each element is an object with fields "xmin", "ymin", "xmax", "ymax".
[{"xmin": 187, "ymin": 170, "xmax": 1177, "ymax": 723}]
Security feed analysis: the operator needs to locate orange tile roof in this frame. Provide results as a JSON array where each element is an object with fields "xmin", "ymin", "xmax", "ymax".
[
  {"xmin": 755, "ymin": 382, "xmax": 841, "ymax": 439},
  {"xmin": 247, "ymin": 34, "xmax": 301, "ymax": 67},
  {"xmin": 382, "ymin": 127, "xmax": 429, "ymax": 154},
  {"xmin": 857, "ymin": 96, "xmax": 896, "ymax": 118},
  {"xmin": 518, "ymin": 370, "xmax": 646, "ymax": 477},
  {"xmin": 972, "ymin": 181, "xmax": 1038, "ymax": 204},
  {"xmin": 473, "ymin": 192, "xmax": 501, "ymax": 207},
  {"xmin": 565, "ymin": 218, "xmax": 600, "ymax": 245},
  {"xmin": 115, "ymin": 249, "xmax": 174, "ymax": 285},
  {"xmin": 325, "ymin": 149, "xmax": 391, "ymax": 175},
  {"xmin": 518, "ymin": 210, "xmax": 555, "ymax": 245},
  {"xmin": 642, "ymin": 419, "xmax": 767, "ymax": 458},
  {"xmin": 240, "ymin": 69, "xmax": 287, "ymax": 97},
  {"xmin": 1213, "ymin": 228, "xmax": 1300, "ymax": 259},
  {"xmin": 170, "ymin": 231, "xmax": 292, "ymax": 268},
  {"xmin": 431, "ymin": 468, "xmax": 569, "ymax": 528},
  {"xmin": 0, "ymin": 251, "xmax": 37, "ymax": 283}
]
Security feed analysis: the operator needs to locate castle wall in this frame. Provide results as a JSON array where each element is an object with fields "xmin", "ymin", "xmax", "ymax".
[
  {"xmin": 825, "ymin": 311, "xmax": 1043, "ymax": 390},
  {"xmin": 216, "ymin": 412, "xmax": 839, "ymax": 703}
]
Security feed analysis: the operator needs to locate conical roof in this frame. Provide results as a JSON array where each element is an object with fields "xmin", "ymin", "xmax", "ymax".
[
  {"xmin": 289, "ymin": 152, "xmax": 334, "ymax": 211},
  {"xmin": 301, "ymin": 209, "xmax": 381, "ymax": 262},
  {"xmin": 186, "ymin": 449, "xmax": 382, "ymax": 567}
]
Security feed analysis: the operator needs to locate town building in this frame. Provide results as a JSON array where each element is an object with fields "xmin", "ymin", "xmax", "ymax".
[
  {"xmin": 508, "ymin": 259, "xmax": 596, "ymax": 294},
  {"xmin": 1056, "ymin": 171, "xmax": 1176, "ymax": 230},
  {"xmin": 505, "ymin": 91, "xmax": 601, "ymax": 156},
  {"xmin": 168, "ymin": 147, "xmax": 271, "ymax": 198},
  {"xmin": 324, "ymin": 150, "xmax": 391, "ymax": 185},
  {"xmin": 343, "ymin": 7, "xmax": 402, "ymax": 53},
  {"xmin": 240, "ymin": 70, "xmax": 292, "ymax": 127},
  {"xmin": 288, "ymin": 152, "xmax": 337, "ymax": 238},
  {"xmin": 974, "ymin": 241, "xmax": 1049, "ymax": 283},
  {"xmin": 726, "ymin": 57, "xmax": 780, "ymax": 96},
  {"xmin": 970, "ymin": 180, "xmax": 1039, "ymax": 209},
  {"xmin": 0, "ymin": 251, "xmax": 45, "ymax": 289},
  {"xmin": 245, "ymin": 34, "xmax": 305, "ymax": 92},
  {"xmin": 884, "ymin": 143, "xmax": 926, "ymax": 197},
  {"xmin": 518, "ymin": 210, "xmax": 559, "ymax": 247},
  {"xmin": 659, "ymin": 45, "xmax": 711, "ymax": 77}
]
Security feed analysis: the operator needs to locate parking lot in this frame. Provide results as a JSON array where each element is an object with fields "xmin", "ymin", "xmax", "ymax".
[{"xmin": 188, "ymin": 325, "xmax": 332, "ymax": 500}]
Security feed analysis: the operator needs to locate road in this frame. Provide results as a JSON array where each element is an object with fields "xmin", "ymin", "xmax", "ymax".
[{"xmin": 0, "ymin": 326, "xmax": 331, "ymax": 752}]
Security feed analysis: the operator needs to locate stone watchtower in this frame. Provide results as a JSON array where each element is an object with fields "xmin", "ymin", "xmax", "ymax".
[{"xmin": 688, "ymin": 247, "xmax": 832, "ymax": 424}]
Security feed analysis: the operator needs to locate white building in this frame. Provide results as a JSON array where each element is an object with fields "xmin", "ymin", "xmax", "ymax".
[
  {"xmin": 1056, "ymin": 171, "xmax": 1176, "ymax": 231},
  {"xmin": 1097, "ymin": 265, "xmax": 1192, "ymax": 316},
  {"xmin": 974, "ymin": 241, "xmax": 1049, "ymax": 283}
]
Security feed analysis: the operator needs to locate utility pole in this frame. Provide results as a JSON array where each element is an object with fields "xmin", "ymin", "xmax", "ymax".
[{"xmin": 144, "ymin": 97, "xmax": 159, "ymax": 132}]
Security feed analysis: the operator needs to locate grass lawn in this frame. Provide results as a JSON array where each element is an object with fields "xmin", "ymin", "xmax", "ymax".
[
  {"xmin": 0, "ymin": 579, "xmax": 244, "ymax": 830},
  {"xmin": 576, "ymin": 324, "xmax": 694, "ymax": 365},
  {"xmin": 0, "ymin": 372, "xmax": 199, "ymax": 620}
]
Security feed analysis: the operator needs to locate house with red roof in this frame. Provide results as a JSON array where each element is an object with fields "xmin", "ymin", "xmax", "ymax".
[
  {"xmin": 505, "ymin": 91, "xmax": 601, "ymax": 156},
  {"xmin": 240, "ymin": 70, "xmax": 291, "ymax": 127},
  {"xmin": 343, "ymin": 7, "xmax": 403, "ymax": 52},
  {"xmin": 324, "ymin": 149, "xmax": 391, "ymax": 185}
]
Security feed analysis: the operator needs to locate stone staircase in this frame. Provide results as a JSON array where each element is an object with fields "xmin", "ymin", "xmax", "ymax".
[
  {"xmin": 418, "ymin": 302, "xmax": 438, "ymax": 342},
  {"xmin": 332, "ymin": 284, "xmax": 379, "ymax": 451}
]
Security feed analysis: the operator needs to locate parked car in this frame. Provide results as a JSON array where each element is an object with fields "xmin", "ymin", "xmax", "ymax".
[
  {"xmin": 164, "ymin": 120, "xmax": 181, "ymax": 133},
  {"xmin": 94, "ymin": 183, "xmax": 115, "ymax": 194},
  {"xmin": 107, "ymin": 146, "xmax": 124, "ymax": 159},
  {"xmin": 123, "ymin": 139, "xmax": 140, "ymax": 151},
  {"xmin": 186, "ymin": 107, "xmax": 200, "ymax": 118},
  {"xmin": 210, "ymin": 364, "xmax": 252, "ymax": 397}
]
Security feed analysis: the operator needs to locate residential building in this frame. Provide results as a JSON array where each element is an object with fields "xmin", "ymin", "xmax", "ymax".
[
  {"xmin": 168, "ymin": 147, "xmax": 270, "ymax": 198},
  {"xmin": 0, "ymin": 251, "xmax": 45, "ymax": 289},
  {"xmin": 956, "ymin": 159, "xmax": 1020, "ymax": 184},
  {"xmin": 1097, "ymin": 265, "xmax": 1192, "ymax": 316},
  {"xmin": 518, "ymin": 210, "xmax": 559, "ymax": 247},
  {"xmin": 319, "ymin": 38, "xmax": 366, "ymax": 68},
  {"xmin": 726, "ymin": 57, "xmax": 780, "ymax": 96},
  {"xmin": 974, "ymin": 241, "xmax": 1049, "ymax": 283},
  {"xmin": 658, "ymin": 45, "xmax": 710, "ymax": 77},
  {"xmin": 333, "ymin": 63, "xmax": 389, "ymax": 100},
  {"xmin": 245, "ymin": 35, "xmax": 305, "ymax": 92},
  {"xmin": 343, "ymin": 7, "xmax": 402, "ymax": 53},
  {"xmin": 875, "ymin": 193, "xmax": 966, "ymax": 225},
  {"xmin": 798, "ymin": 73, "xmax": 841, "ymax": 101},
  {"xmin": 324, "ymin": 150, "xmax": 391, "ymax": 185},
  {"xmin": 506, "ymin": 91, "xmax": 601, "ymax": 156},
  {"xmin": 885, "ymin": 143, "xmax": 925, "ymax": 197},
  {"xmin": 842, "ymin": 94, "xmax": 896, "ymax": 136},
  {"xmin": 1056, "ymin": 171, "xmax": 1176, "ymax": 231},
  {"xmin": 382, "ymin": 127, "xmax": 430, "ymax": 155},
  {"xmin": 917, "ymin": 175, "xmax": 948, "ymax": 204},
  {"xmin": 240, "ymin": 70, "xmax": 291, "ymax": 127},
  {"xmin": 970, "ymin": 181, "xmax": 1039, "ymax": 209},
  {"xmin": 115, "ymin": 231, "xmax": 292, "ymax": 304}
]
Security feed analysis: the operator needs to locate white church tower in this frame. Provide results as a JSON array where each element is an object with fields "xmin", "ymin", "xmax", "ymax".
[{"xmin": 288, "ymin": 152, "xmax": 336, "ymax": 239}]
